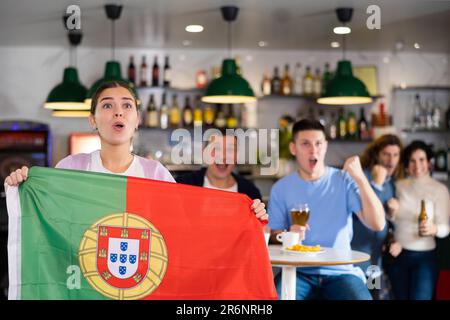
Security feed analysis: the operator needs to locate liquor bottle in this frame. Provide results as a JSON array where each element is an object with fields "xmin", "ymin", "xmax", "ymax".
[
  {"xmin": 338, "ymin": 108, "xmax": 347, "ymax": 139},
  {"xmin": 182, "ymin": 96, "xmax": 193, "ymax": 127},
  {"xmin": 261, "ymin": 72, "xmax": 271, "ymax": 96},
  {"xmin": 418, "ymin": 199, "xmax": 428, "ymax": 237},
  {"xmin": 281, "ymin": 64, "xmax": 293, "ymax": 95},
  {"xmin": 446, "ymin": 103, "xmax": 450, "ymax": 129},
  {"xmin": 435, "ymin": 144, "xmax": 448, "ymax": 172},
  {"xmin": 412, "ymin": 94, "xmax": 422, "ymax": 129},
  {"xmin": 347, "ymin": 111, "xmax": 357, "ymax": 140},
  {"xmin": 163, "ymin": 55, "xmax": 171, "ymax": 88},
  {"xmin": 425, "ymin": 100, "xmax": 434, "ymax": 129},
  {"xmin": 169, "ymin": 94, "xmax": 181, "ymax": 128},
  {"xmin": 140, "ymin": 56, "xmax": 148, "ymax": 87},
  {"xmin": 358, "ymin": 108, "xmax": 370, "ymax": 140},
  {"xmin": 432, "ymin": 105, "xmax": 442, "ymax": 129},
  {"xmin": 303, "ymin": 66, "xmax": 314, "ymax": 97},
  {"xmin": 145, "ymin": 94, "xmax": 158, "ymax": 128},
  {"xmin": 313, "ymin": 68, "xmax": 322, "ymax": 97},
  {"xmin": 193, "ymin": 96, "xmax": 203, "ymax": 127},
  {"xmin": 226, "ymin": 104, "xmax": 238, "ymax": 128},
  {"xmin": 328, "ymin": 112, "xmax": 337, "ymax": 140},
  {"xmin": 271, "ymin": 67, "xmax": 282, "ymax": 95},
  {"xmin": 292, "ymin": 63, "xmax": 302, "ymax": 95},
  {"xmin": 318, "ymin": 110, "xmax": 326, "ymax": 127},
  {"xmin": 159, "ymin": 92, "xmax": 169, "ymax": 129},
  {"xmin": 214, "ymin": 104, "xmax": 227, "ymax": 128},
  {"xmin": 203, "ymin": 104, "xmax": 215, "ymax": 127},
  {"xmin": 321, "ymin": 63, "xmax": 332, "ymax": 96},
  {"xmin": 127, "ymin": 55, "xmax": 136, "ymax": 85},
  {"xmin": 196, "ymin": 70, "xmax": 207, "ymax": 89},
  {"xmin": 151, "ymin": 55, "xmax": 160, "ymax": 87}
]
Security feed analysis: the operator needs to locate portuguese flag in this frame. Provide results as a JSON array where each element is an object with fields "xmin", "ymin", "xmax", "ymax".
[{"xmin": 7, "ymin": 167, "xmax": 277, "ymax": 300}]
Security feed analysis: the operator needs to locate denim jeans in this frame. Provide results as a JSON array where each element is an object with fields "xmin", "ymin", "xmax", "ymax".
[
  {"xmin": 387, "ymin": 249, "xmax": 437, "ymax": 300},
  {"xmin": 275, "ymin": 271, "xmax": 372, "ymax": 300}
]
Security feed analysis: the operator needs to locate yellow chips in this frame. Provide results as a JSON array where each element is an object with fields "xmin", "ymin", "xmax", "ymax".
[{"xmin": 286, "ymin": 244, "xmax": 322, "ymax": 252}]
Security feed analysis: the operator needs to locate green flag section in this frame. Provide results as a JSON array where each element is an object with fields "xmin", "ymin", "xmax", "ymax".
[{"xmin": 7, "ymin": 167, "xmax": 277, "ymax": 300}]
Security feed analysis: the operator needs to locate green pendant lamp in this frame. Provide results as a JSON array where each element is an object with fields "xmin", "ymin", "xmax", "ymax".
[
  {"xmin": 85, "ymin": 4, "xmax": 139, "ymax": 106},
  {"xmin": 44, "ymin": 31, "xmax": 88, "ymax": 111},
  {"xmin": 317, "ymin": 8, "xmax": 372, "ymax": 105},
  {"xmin": 201, "ymin": 6, "xmax": 256, "ymax": 104}
]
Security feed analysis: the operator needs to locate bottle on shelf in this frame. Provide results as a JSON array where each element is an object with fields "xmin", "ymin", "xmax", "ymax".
[
  {"xmin": 271, "ymin": 67, "xmax": 282, "ymax": 95},
  {"xmin": 193, "ymin": 95, "xmax": 203, "ymax": 127},
  {"xmin": 337, "ymin": 108, "xmax": 347, "ymax": 139},
  {"xmin": 261, "ymin": 71, "xmax": 271, "ymax": 96},
  {"xmin": 313, "ymin": 68, "xmax": 322, "ymax": 97},
  {"xmin": 328, "ymin": 112, "xmax": 337, "ymax": 140},
  {"xmin": 163, "ymin": 55, "xmax": 171, "ymax": 88},
  {"xmin": 226, "ymin": 104, "xmax": 238, "ymax": 128},
  {"xmin": 292, "ymin": 63, "xmax": 302, "ymax": 95},
  {"xmin": 318, "ymin": 110, "xmax": 326, "ymax": 128},
  {"xmin": 425, "ymin": 99, "xmax": 434, "ymax": 129},
  {"xmin": 182, "ymin": 96, "xmax": 194, "ymax": 127},
  {"xmin": 145, "ymin": 94, "xmax": 159, "ymax": 128},
  {"xmin": 214, "ymin": 104, "xmax": 227, "ymax": 129},
  {"xmin": 435, "ymin": 143, "xmax": 448, "ymax": 172},
  {"xmin": 321, "ymin": 63, "xmax": 332, "ymax": 96},
  {"xmin": 140, "ymin": 56, "xmax": 148, "ymax": 87},
  {"xmin": 418, "ymin": 199, "xmax": 428, "ymax": 237},
  {"xmin": 196, "ymin": 70, "xmax": 207, "ymax": 89},
  {"xmin": 358, "ymin": 108, "xmax": 370, "ymax": 140},
  {"xmin": 169, "ymin": 94, "xmax": 181, "ymax": 128},
  {"xmin": 431, "ymin": 104, "xmax": 442, "ymax": 129},
  {"xmin": 235, "ymin": 56, "xmax": 242, "ymax": 75},
  {"xmin": 347, "ymin": 110, "xmax": 357, "ymax": 140},
  {"xmin": 203, "ymin": 104, "xmax": 215, "ymax": 127},
  {"xmin": 302, "ymin": 66, "xmax": 314, "ymax": 97},
  {"xmin": 127, "ymin": 55, "xmax": 136, "ymax": 85},
  {"xmin": 281, "ymin": 64, "xmax": 293, "ymax": 95},
  {"xmin": 446, "ymin": 102, "xmax": 450, "ymax": 130},
  {"xmin": 159, "ymin": 92, "xmax": 169, "ymax": 129},
  {"xmin": 151, "ymin": 55, "xmax": 160, "ymax": 87}
]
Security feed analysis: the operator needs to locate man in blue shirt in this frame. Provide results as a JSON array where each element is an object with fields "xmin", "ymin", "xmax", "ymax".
[{"xmin": 268, "ymin": 119, "xmax": 385, "ymax": 300}]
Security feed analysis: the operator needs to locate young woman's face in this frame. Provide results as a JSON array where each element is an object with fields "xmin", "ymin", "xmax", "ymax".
[
  {"xmin": 407, "ymin": 149, "xmax": 430, "ymax": 178},
  {"xmin": 89, "ymin": 87, "xmax": 139, "ymax": 146}
]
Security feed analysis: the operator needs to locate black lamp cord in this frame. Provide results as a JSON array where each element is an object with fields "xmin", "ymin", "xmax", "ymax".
[{"xmin": 227, "ymin": 21, "xmax": 232, "ymax": 58}]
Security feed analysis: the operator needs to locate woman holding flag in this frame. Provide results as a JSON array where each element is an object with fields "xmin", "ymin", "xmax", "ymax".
[{"xmin": 5, "ymin": 81, "xmax": 267, "ymax": 221}]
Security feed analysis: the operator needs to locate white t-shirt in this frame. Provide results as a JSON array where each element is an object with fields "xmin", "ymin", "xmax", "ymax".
[
  {"xmin": 203, "ymin": 176, "xmax": 238, "ymax": 193},
  {"xmin": 89, "ymin": 150, "xmax": 145, "ymax": 177}
]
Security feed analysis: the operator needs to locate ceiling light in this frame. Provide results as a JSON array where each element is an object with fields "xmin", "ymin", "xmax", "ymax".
[
  {"xmin": 331, "ymin": 41, "xmax": 340, "ymax": 48},
  {"xmin": 414, "ymin": 42, "xmax": 420, "ymax": 49},
  {"xmin": 333, "ymin": 26, "xmax": 351, "ymax": 35},
  {"xmin": 185, "ymin": 25, "xmax": 204, "ymax": 33}
]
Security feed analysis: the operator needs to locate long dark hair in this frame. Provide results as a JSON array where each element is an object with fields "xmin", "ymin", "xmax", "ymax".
[
  {"xmin": 360, "ymin": 134, "xmax": 404, "ymax": 179},
  {"xmin": 90, "ymin": 81, "xmax": 139, "ymax": 115}
]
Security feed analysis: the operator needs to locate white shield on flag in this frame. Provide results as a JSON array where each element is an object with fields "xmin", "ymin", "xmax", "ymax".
[{"xmin": 107, "ymin": 237, "xmax": 140, "ymax": 279}]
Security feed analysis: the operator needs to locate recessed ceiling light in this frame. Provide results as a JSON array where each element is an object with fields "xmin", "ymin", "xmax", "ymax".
[
  {"xmin": 414, "ymin": 42, "xmax": 421, "ymax": 49},
  {"xmin": 185, "ymin": 25, "xmax": 204, "ymax": 33},
  {"xmin": 182, "ymin": 40, "xmax": 191, "ymax": 46},
  {"xmin": 331, "ymin": 41, "xmax": 340, "ymax": 48},
  {"xmin": 333, "ymin": 26, "xmax": 351, "ymax": 35},
  {"xmin": 258, "ymin": 41, "xmax": 267, "ymax": 47},
  {"xmin": 383, "ymin": 56, "xmax": 390, "ymax": 64}
]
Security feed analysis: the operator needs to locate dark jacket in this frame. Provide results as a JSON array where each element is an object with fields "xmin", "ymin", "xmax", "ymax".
[{"xmin": 176, "ymin": 168, "xmax": 262, "ymax": 200}]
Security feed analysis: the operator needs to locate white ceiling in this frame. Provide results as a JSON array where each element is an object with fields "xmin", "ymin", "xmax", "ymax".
[{"xmin": 0, "ymin": 0, "xmax": 449, "ymax": 53}]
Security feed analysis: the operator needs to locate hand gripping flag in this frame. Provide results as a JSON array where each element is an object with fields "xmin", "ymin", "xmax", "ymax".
[{"xmin": 6, "ymin": 167, "xmax": 277, "ymax": 300}]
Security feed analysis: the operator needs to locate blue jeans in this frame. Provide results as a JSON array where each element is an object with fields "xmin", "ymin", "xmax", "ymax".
[
  {"xmin": 275, "ymin": 271, "xmax": 372, "ymax": 300},
  {"xmin": 387, "ymin": 249, "xmax": 437, "ymax": 300}
]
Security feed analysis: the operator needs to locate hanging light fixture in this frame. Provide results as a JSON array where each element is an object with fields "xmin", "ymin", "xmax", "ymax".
[
  {"xmin": 201, "ymin": 6, "xmax": 256, "ymax": 104},
  {"xmin": 317, "ymin": 8, "xmax": 372, "ymax": 105},
  {"xmin": 44, "ymin": 27, "xmax": 88, "ymax": 111},
  {"xmin": 85, "ymin": 4, "xmax": 138, "ymax": 106}
]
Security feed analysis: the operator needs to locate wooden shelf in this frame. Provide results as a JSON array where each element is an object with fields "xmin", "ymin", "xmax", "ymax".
[
  {"xmin": 402, "ymin": 128, "xmax": 450, "ymax": 133},
  {"xmin": 258, "ymin": 94, "xmax": 383, "ymax": 101},
  {"xmin": 137, "ymin": 86, "xmax": 205, "ymax": 93},
  {"xmin": 393, "ymin": 86, "xmax": 450, "ymax": 92}
]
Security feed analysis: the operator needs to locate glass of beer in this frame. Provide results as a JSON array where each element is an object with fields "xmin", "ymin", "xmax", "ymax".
[{"xmin": 290, "ymin": 203, "xmax": 310, "ymax": 226}]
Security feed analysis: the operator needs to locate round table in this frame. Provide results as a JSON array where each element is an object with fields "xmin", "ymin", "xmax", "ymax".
[{"xmin": 268, "ymin": 244, "xmax": 370, "ymax": 300}]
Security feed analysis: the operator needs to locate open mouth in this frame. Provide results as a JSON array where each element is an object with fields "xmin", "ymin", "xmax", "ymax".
[
  {"xmin": 112, "ymin": 121, "xmax": 125, "ymax": 131},
  {"xmin": 308, "ymin": 158, "xmax": 318, "ymax": 168},
  {"xmin": 216, "ymin": 164, "xmax": 230, "ymax": 171}
]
